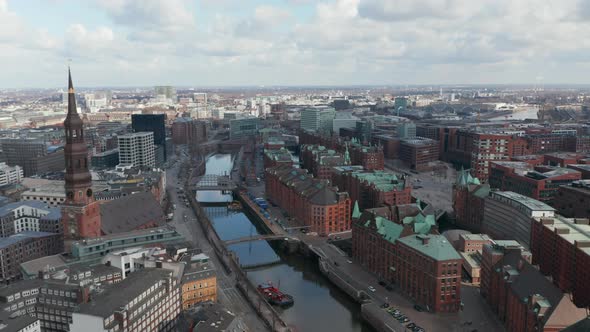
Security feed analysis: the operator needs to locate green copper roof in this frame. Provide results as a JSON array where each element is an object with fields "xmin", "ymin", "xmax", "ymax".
[
  {"xmin": 370, "ymin": 216, "xmax": 404, "ymax": 244},
  {"xmin": 402, "ymin": 213, "xmax": 436, "ymax": 234},
  {"xmin": 352, "ymin": 201, "xmax": 361, "ymax": 219},
  {"xmin": 397, "ymin": 235, "xmax": 461, "ymax": 261},
  {"xmin": 457, "ymin": 167, "xmax": 480, "ymax": 186},
  {"xmin": 351, "ymin": 170, "xmax": 405, "ymax": 191}
]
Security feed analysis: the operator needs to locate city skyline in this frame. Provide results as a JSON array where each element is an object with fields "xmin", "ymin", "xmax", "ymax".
[{"xmin": 3, "ymin": 0, "xmax": 590, "ymax": 88}]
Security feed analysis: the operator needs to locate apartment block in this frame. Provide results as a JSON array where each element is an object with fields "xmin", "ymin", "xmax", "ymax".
[{"xmin": 117, "ymin": 132, "xmax": 155, "ymax": 168}]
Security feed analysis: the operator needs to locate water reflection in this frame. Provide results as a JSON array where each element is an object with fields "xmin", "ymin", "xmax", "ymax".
[{"xmin": 201, "ymin": 154, "xmax": 375, "ymax": 332}]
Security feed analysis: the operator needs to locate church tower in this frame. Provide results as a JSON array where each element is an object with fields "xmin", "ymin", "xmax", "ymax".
[{"xmin": 61, "ymin": 68, "xmax": 101, "ymax": 239}]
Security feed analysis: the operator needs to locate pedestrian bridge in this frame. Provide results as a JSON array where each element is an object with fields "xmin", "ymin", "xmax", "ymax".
[
  {"xmin": 224, "ymin": 234, "xmax": 299, "ymax": 246},
  {"xmin": 193, "ymin": 174, "xmax": 237, "ymax": 191}
]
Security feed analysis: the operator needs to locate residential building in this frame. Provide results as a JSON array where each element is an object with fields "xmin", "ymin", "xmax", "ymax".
[
  {"xmin": 0, "ymin": 201, "xmax": 62, "ymax": 236},
  {"xmin": 61, "ymin": 69, "xmax": 102, "ymax": 240},
  {"xmin": 489, "ymin": 161, "xmax": 582, "ymax": 204},
  {"xmin": 481, "ymin": 191, "xmax": 555, "ymax": 247},
  {"xmin": 265, "ymin": 166, "xmax": 351, "ymax": 236},
  {"xmin": 300, "ymin": 107, "xmax": 335, "ymax": 133},
  {"xmin": 117, "ymin": 132, "xmax": 156, "ymax": 168},
  {"xmin": 69, "ymin": 268, "xmax": 180, "ymax": 332},
  {"xmin": 480, "ymin": 242, "xmax": 586, "ymax": 332},
  {"xmin": 131, "ymin": 114, "xmax": 167, "ymax": 162},
  {"xmin": 530, "ymin": 216, "xmax": 590, "ymax": 307},
  {"xmin": 399, "ymin": 138, "xmax": 439, "ymax": 171},
  {"xmin": 554, "ymin": 180, "xmax": 590, "ymax": 218},
  {"xmin": 452, "ymin": 168, "xmax": 490, "ymax": 232},
  {"xmin": 180, "ymin": 254, "xmax": 217, "ymax": 309},
  {"xmin": 229, "ymin": 116, "xmax": 259, "ymax": 140},
  {"xmin": 0, "ymin": 162, "xmax": 23, "ymax": 186},
  {"xmin": 332, "ymin": 167, "xmax": 411, "ymax": 210},
  {"xmin": 0, "ymin": 232, "xmax": 63, "ymax": 282}
]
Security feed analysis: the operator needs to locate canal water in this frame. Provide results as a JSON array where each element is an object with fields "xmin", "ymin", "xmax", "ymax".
[{"xmin": 197, "ymin": 154, "xmax": 375, "ymax": 332}]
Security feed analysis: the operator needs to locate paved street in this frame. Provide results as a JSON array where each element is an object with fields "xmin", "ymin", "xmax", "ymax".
[
  {"xmin": 165, "ymin": 147, "xmax": 268, "ymax": 332},
  {"xmin": 385, "ymin": 159, "xmax": 457, "ymax": 213}
]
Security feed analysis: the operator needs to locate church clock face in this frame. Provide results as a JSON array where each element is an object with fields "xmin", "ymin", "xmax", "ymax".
[{"xmin": 86, "ymin": 189, "xmax": 93, "ymax": 197}]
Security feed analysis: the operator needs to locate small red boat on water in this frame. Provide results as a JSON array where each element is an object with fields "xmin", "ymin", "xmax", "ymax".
[{"xmin": 257, "ymin": 282, "xmax": 294, "ymax": 307}]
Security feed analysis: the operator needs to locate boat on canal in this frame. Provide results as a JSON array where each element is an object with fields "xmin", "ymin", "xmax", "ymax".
[{"xmin": 257, "ymin": 282, "xmax": 294, "ymax": 307}]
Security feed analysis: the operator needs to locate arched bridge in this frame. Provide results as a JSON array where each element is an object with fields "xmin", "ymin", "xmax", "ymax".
[{"xmin": 224, "ymin": 234, "xmax": 299, "ymax": 246}]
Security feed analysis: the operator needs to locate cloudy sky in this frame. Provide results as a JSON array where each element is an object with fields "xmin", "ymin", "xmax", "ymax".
[{"xmin": 1, "ymin": 0, "xmax": 589, "ymax": 88}]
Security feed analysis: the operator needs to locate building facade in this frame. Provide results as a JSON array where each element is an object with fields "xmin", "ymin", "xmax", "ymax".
[
  {"xmin": 131, "ymin": 114, "xmax": 166, "ymax": 162},
  {"xmin": 0, "ymin": 139, "xmax": 65, "ymax": 177},
  {"xmin": 117, "ymin": 132, "xmax": 156, "ymax": 168},
  {"xmin": 265, "ymin": 166, "xmax": 351, "ymax": 236},
  {"xmin": 90, "ymin": 149, "xmax": 119, "ymax": 169},
  {"xmin": 553, "ymin": 180, "xmax": 590, "ymax": 218},
  {"xmin": 69, "ymin": 269, "xmax": 180, "ymax": 332},
  {"xmin": 480, "ymin": 242, "xmax": 586, "ymax": 332},
  {"xmin": 399, "ymin": 138, "xmax": 439, "ymax": 171},
  {"xmin": 351, "ymin": 211, "xmax": 462, "ymax": 313},
  {"xmin": 482, "ymin": 191, "xmax": 555, "ymax": 246},
  {"xmin": 0, "ymin": 232, "xmax": 63, "ymax": 282},
  {"xmin": 489, "ymin": 161, "xmax": 582, "ymax": 204},
  {"xmin": 530, "ymin": 216, "xmax": 590, "ymax": 308},
  {"xmin": 229, "ymin": 116, "xmax": 259, "ymax": 140},
  {"xmin": 300, "ymin": 107, "xmax": 335, "ymax": 133},
  {"xmin": 452, "ymin": 169, "xmax": 490, "ymax": 232}
]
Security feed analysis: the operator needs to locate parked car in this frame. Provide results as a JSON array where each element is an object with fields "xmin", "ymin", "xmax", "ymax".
[
  {"xmin": 414, "ymin": 304, "xmax": 424, "ymax": 312},
  {"xmin": 385, "ymin": 285, "xmax": 394, "ymax": 291},
  {"xmin": 378, "ymin": 281, "xmax": 386, "ymax": 286},
  {"xmin": 367, "ymin": 286, "xmax": 376, "ymax": 292},
  {"xmin": 407, "ymin": 323, "xmax": 416, "ymax": 329}
]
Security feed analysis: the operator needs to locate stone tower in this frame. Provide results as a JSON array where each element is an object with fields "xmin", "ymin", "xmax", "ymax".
[{"xmin": 61, "ymin": 68, "xmax": 101, "ymax": 239}]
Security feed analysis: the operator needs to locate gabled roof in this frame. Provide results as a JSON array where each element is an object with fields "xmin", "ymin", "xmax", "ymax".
[{"xmin": 100, "ymin": 192, "xmax": 165, "ymax": 234}]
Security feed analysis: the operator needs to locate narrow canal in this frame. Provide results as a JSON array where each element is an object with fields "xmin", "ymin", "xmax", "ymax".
[{"xmin": 197, "ymin": 154, "xmax": 375, "ymax": 332}]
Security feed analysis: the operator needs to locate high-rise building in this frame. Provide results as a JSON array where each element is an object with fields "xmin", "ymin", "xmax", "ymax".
[
  {"xmin": 118, "ymin": 132, "xmax": 156, "ymax": 168},
  {"xmin": 61, "ymin": 69, "xmax": 102, "ymax": 239},
  {"xmin": 300, "ymin": 107, "xmax": 335, "ymax": 133},
  {"xmin": 132, "ymin": 114, "xmax": 167, "ymax": 162}
]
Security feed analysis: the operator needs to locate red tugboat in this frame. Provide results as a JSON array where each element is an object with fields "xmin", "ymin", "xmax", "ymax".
[{"xmin": 257, "ymin": 282, "xmax": 294, "ymax": 307}]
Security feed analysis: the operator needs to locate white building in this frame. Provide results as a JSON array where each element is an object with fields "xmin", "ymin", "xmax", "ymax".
[
  {"xmin": 70, "ymin": 269, "xmax": 180, "ymax": 332},
  {"xmin": 0, "ymin": 162, "xmax": 23, "ymax": 186},
  {"xmin": 118, "ymin": 132, "xmax": 156, "ymax": 168}
]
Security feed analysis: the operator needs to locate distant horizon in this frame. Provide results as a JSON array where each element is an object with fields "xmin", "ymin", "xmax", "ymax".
[{"xmin": 4, "ymin": 82, "xmax": 590, "ymax": 92}]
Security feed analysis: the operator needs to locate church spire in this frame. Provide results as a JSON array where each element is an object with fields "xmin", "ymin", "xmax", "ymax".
[{"xmin": 67, "ymin": 67, "xmax": 78, "ymax": 115}]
